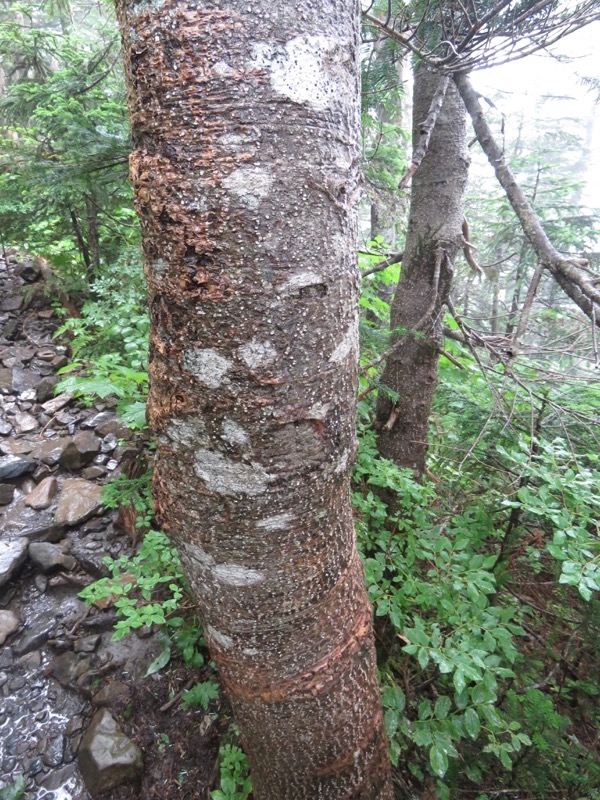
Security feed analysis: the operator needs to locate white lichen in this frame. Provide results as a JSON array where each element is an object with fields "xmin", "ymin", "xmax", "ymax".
[
  {"xmin": 221, "ymin": 419, "xmax": 249, "ymax": 447},
  {"xmin": 206, "ymin": 625, "xmax": 234, "ymax": 650},
  {"xmin": 250, "ymin": 36, "xmax": 348, "ymax": 111},
  {"xmin": 308, "ymin": 401, "xmax": 330, "ymax": 419},
  {"xmin": 182, "ymin": 348, "xmax": 232, "ymax": 388},
  {"xmin": 180, "ymin": 540, "xmax": 214, "ymax": 567},
  {"xmin": 222, "ymin": 166, "xmax": 273, "ymax": 209},
  {"xmin": 194, "ymin": 449, "xmax": 272, "ymax": 496},
  {"xmin": 237, "ymin": 338, "xmax": 277, "ymax": 369},
  {"xmin": 278, "ymin": 271, "xmax": 325, "ymax": 295},
  {"xmin": 257, "ymin": 512, "xmax": 295, "ymax": 531},
  {"xmin": 329, "ymin": 325, "xmax": 358, "ymax": 364},
  {"xmin": 212, "ymin": 563, "xmax": 265, "ymax": 586},
  {"xmin": 165, "ymin": 417, "xmax": 206, "ymax": 446}
]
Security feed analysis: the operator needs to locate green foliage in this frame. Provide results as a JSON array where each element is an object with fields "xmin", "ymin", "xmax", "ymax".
[
  {"xmin": 210, "ymin": 744, "xmax": 252, "ymax": 800},
  {"xmin": 181, "ymin": 680, "xmax": 220, "ymax": 711},
  {"xmin": 0, "ymin": 777, "xmax": 26, "ymax": 800}
]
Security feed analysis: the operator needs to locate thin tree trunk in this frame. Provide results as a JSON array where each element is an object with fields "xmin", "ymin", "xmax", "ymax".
[
  {"xmin": 375, "ymin": 67, "xmax": 469, "ymax": 475},
  {"xmin": 115, "ymin": 2, "xmax": 392, "ymax": 798}
]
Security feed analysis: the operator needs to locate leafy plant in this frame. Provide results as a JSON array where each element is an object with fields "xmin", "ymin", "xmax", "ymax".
[
  {"xmin": 0, "ymin": 777, "xmax": 26, "ymax": 800},
  {"xmin": 182, "ymin": 680, "xmax": 220, "ymax": 711},
  {"xmin": 211, "ymin": 744, "xmax": 252, "ymax": 800}
]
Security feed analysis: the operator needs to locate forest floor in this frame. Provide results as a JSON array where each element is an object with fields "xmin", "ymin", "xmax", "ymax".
[{"xmin": 0, "ymin": 254, "xmax": 220, "ymax": 800}]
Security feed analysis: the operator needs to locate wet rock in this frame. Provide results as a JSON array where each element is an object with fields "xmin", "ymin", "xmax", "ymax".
[
  {"xmin": 1, "ymin": 501, "xmax": 65, "ymax": 542},
  {"xmin": 0, "ymin": 437, "xmax": 34, "ymax": 455},
  {"xmin": 0, "ymin": 483, "xmax": 15, "ymax": 504},
  {"xmin": 69, "ymin": 543, "xmax": 110, "ymax": 578},
  {"xmin": 95, "ymin": 417, "xmax": 130, "ymax": 439},
  {"xmin": 25, "ymin": 475, "xmax": 58, "ymax": 510},
  {"xmin": 35, "ymin": 374, "xmax": 60, "ymax": 402},
  {"xmin": 93, "ymin": 680, "xmax": 130, "ymax": 707},
  {"xmin": 78, "ymin": 708, "xmax": 143, "ymax": 797},
  {"xmin": 12, "ymin": 367, "xmax": 40, "ymax": 393},
  {"xmin": 82, "ymin": 411, "xmax": 114, "ymax": 430},
  {"xmin": 0, "ymin": 538, "xmax": 28, "ymax": 588},
  {"xmin": 12, "ymin": 615, "xmax": 56, "ymax": 655},
  {"xmin": 74, "ymin": 634, "xmax": 100, "ymax": 653},
  {"xmin": 0, "ymin": 294, "xmax": 23, "ymax": 311},
  {"xmin": 82, "ymin": 466, "xmax": 105, "ymax": 480},
  {"xmin": 31, "ymin": 436, "xmax": 71, "ymax": 466},
  {"xmin": 34, "ymin": 574, "xmax": 48, "ymax": 593},
  {"xmin": 13, "ymin": 411, "xmax": 38, "ymax": 433},
  {"xmin": 41, "ymin": 393, "xmax": 72, "ymax": 415},
  {"xmin": 43, "ymin": 733, "xmax": 65, "ymax": 767},
  {"xmin": 59, "ymin": 430, "xmax": 101, "ymax": 470},
  {"xmin": 0, "ymin": 610, "xmax": 21, "ymax": 645},
  {"xmin": 17, "ymin": 259, "xmax": 42, "ymax": 282},
  {"xmin": 0, "ymin": 453, "xmax": 33, "ymax": 479},
  {"xmin": 51, "ymin": 651, "xmax": 91, "ymax": 688},
  {"xmin": 0, "ymin": 368, "xmax": 12, "ymax": 391},
  {"xmin": 20, "ymin": 650, "xmax": 41, "ymax": 670},
  {"xmin": 29, "ymin": 542, "xmax": 76, "ymax": 573},
  {"xmin": 0, "ymin": 419, "xmax": 12, "ymax": 434},
  {"xmin": 55, "ymin": 478, "xmax": 103, "ymax": 526},
  {"xmin": 100, "ymin": 433, "xmax": 118, "ymax": 453}
]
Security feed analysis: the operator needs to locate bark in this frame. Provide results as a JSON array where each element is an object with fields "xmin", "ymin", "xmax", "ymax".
[
  {"xmin": 114, "ymin": 2, "xmax": 392, "ymax": 799},
  {"xmin": 375, "ymin": 67, "xmax": 469, "ymax": 475}
]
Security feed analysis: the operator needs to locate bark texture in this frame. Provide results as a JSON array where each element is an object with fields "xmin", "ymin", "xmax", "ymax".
[
  {"xmin": 375, "ymin": 68, "xmax": 468, "ymax": 475},
  {"xmin": 114, "ymin": 1, "xmax": 392, "ymax": 798}
]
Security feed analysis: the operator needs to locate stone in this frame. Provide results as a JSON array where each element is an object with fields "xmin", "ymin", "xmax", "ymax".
[
  {"xmin": 1, "ymin": 501, "xmax": 65, "ymax": 542},
  {"xmin": 92, "ymin": 680, "xmax": 130, "ymax": 707},
  {"xmin": 82, "ymin": 466, "xmax": 105, "ymax": 480},
  {"xmin": 0, "ymin": 437, "xmax": 34, "ymax": 455},
  {"xmin": 0, "ymin": 538, "xmax": 28, "ymax": 588},
  {"xmin": 78, "ymin": 709, "xmax": 143, "ymax": 796},
  {"xmin": 13, "ymin": 411, "xmax": 38, "ymax": 433},
  {"xmin": 51, "ymin": 652, "xmax": 91, "ymax": 688},
  {"xmin": 35, "ymin": 375, "xmax": 59, "ymax": 403},
  {"xmin": 82, "ymin": 411, "xmax": 114, "ymax": 430},
  {"xmin": 0, "ymin": 483, "xmax": 15, "ymax": 504},
  {"xmin": 12, "ymin": 615, "xmax": 56, "ymax": 655},
  {"xmin": 0, "ymin": 368, "xmax": 12, "ymax": 391},
  {"xmin": 0, "ymin": 294, "xmax": 23, "ymax": 311},
  {"xmin": 55, "ymin": 479, "xmax": 103, "ymax": 526},
  {"xmin": 17, "ymin": 259, "xmax": 42, "ymax": 282},
  {"xmin": 74, "ymin": 634, "xmax": 100, "ymax": 653},
  {"xmin": 25, "ymin": 476, "xmax": 58, "ymax": 510},
  {"xmin": 41, "ymin": 393, "xmax": 72, "ymax": 414},
  {"xmin": 0, "ymin": 454, "xmax": 33, "ymax": 480},
  {"xmin": 31, "ymin": 437, "xmax": 71, "ymax": 466},
  {"xmin": 29, "ymin": 542, "xmax": 76, "ymax": 573},
  {"xmin": 0, "ymin": 419, "xmax": 13, "ymax": 434},
  {"xmin": 0, "ymin": 609, "xmax": 21, "ymax": 645},
  {"xmin": 59, "ymin": 431, "xmax": 101, "ymax": 470},
  {"xmin": 12, "ymin": 368, "xmax": 40, "ymax": 393}
]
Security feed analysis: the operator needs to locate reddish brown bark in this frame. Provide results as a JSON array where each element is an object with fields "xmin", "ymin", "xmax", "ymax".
[
  {"xmin": 114, "ymin": 1, "xmax": 392, "ymax": 798},
  {"xmin": 375, "ymin": 67, "xmax": 469, "ymax": 476}
]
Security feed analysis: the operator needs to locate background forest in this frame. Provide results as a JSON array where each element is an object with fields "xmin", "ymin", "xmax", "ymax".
[{"xmin": 1, "ymin": 0, "xmax": 599, "ymax": 798}]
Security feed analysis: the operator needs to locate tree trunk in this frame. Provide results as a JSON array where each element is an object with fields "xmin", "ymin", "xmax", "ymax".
[
  {"xmin": 375, "ymin": 67, "xmax": 468, "ymax": 475},
  {"xmin": 115, "ymin": 2, "xmax": 392, "ymax": 798}
]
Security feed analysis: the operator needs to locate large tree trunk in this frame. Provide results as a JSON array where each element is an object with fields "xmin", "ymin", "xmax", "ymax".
[
  {"xmin": 115, "ymin": 2, "xmax": 392, "ymax": 798},
  {"xmin": 375, "ymin": 68, "xmax": 468, "ymax": 475}
]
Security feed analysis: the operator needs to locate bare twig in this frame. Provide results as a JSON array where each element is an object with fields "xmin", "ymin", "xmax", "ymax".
[{"xmin": 398, "ymin": 76, "xmax": 450, "ymax": 189}]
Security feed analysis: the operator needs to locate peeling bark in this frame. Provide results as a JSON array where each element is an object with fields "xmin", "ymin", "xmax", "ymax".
[
  {"xmin": 114, "ymin": 1, "xmax": 392, "ymax": 798},
  {"xmin": 375, "ymin": 67, "xmax": 469, "ymax": 475}
]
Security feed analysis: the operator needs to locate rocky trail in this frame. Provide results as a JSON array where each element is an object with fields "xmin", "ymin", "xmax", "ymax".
[{"xmin": 0, "ymin": 255, "xmax": 218, "ymax": 800}]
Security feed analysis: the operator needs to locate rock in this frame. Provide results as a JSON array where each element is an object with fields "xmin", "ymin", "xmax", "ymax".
[
  {"xmin": 0, "ymin": 483, "xmax": 15, "ymax": 504},
  {"xmin": 52, "ymin": 354, "xmax": 69, "ymax": 369},
  {"xmin": 35, "ymin": 375, "xmax": 60, "ymax": 403},
  {"xmin": 55, "ymin": 478, "xmax": 103, "ymax": 526},
  {"xmin": 12, "ymin": 367, "xmax": 40, "ymax": 393},
  {"xmin": 0, "ymin": 609, "xmax": 21, "ymax": 645},
  {"xmin": 41, "ymin": 393, "xmax": 72, "ymax": 415},
  {"xmin": 13, "ymin": 411, "xmax": 38, "ymax": 433},
  {"xmin": 93, "ymin": 680, "xmax": 130, "ymax": 707},
  {"xmin": 74, "ymin": 634, "xmax": 101, "ymax": 653},
  {"xmin": 0, "ymin": 368, "xmax": 12, "ymax": 391},
  {"xmin": 0, "ymin": 419, "xmax": 12, "ymax": 434},
  {"xmin": 82, "ymin": 466, "xmax": 105, "ymax": 480},
  {"xmin": 25, "ymin": 476, "xmax": 58, "ymax": 510},
  {"xmin": 17, "ymin": 259, "xmax": 42, "ymax": 282},
  {"xmin": 0, "ymin": 538, "xmax": 28, "ymax": 587},
  {"xmin": 31, "ymin": 437, "xmax": 72, "ymax": 466},
  {"xmin": 12, "ymin": 615, "xmax": 56, "ymax": 655},
  {"xmin": 78, "ymin": 709, "xmax": 143, "ymax": 797},
  {"xmin": 59, "ymin": 431, "xmax": 101, "ymax": 470},
  {"xmin": 0, "ymin": 437, "xmax": 34, "ymax": 455},
  {"xmin": 82, "ymin": 411, "xmax": 114, "ymax": 430},
  {"xmin": 29, "ymin": 542, "xmax": 76, "ymax": 573},
  {"xmin": 1, "ymin": 501, "xmax": 65, "ymax": 542},
  {"xmin": 51, "ymin": 652, "xmax": 91, "ymax": 688},
  {"xmin": 0, "ymin": 294, "xmax": 23, "ymax": 311},
  {"xmin": 0, "ymin": 454, "xmax": 33, "ymax": 479}
]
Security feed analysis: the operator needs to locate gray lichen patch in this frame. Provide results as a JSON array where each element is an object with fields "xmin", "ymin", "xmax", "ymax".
[
  {"xmin": 181, "ymin": 540, "xmax": 215, "ymax": 567},
  {"xmin": 250, "ymin": 36, "xmax": 350, "ymax": 111},
  {"xmin": 206, "ymin": 624, "xmax": 234, "ymax": 650},
  {"xmin": 194, "ymin": 449, "xmax": 272, "ymax": 496},
  {"xmin": 165, "ymin": 417, "xmax": 207, "ymax": 447},
  {"xmin": 182, "ymin": 348, "xmax": 232, "ymax": 388},
  {"xmin": 256, "ymin": 512, "xmax": 295, "ymax": 531},
  {"xmin": 221, "ymin": 419, "xmax": 249, "ymax": 447},
  {"xmin": 222, "ymin": 166, "xmax": 273, "ymax": 209},
  {"xmin": 277, "ymin": 270, "xmax": 325, "ymax": 295},
  {"xmin": 237, "ymin": 338, "xmax": 277, "ymax": 369},
  {"xmin": 212, "ymin": 563, "xmax": 265, "ymax": 586},
  {"xmin": 328, "ymin": 324, "xmax": 358, "ymax": 364}
]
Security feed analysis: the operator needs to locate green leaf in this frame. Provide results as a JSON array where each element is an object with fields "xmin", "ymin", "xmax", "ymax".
[
  {"xmin": 429, "ymin": 744, "xmax": 449, "ymax": 778},
  {"xmin": 144, "ymin": 644, "xmax": 171, "ymax": 677},
  {"xmin": 464, "ymin": 707, "xmax": 481, "ymax": 739},
  {"xmin": 434, "ymin": 696, "xmax": 452, "ymax": 720}
]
